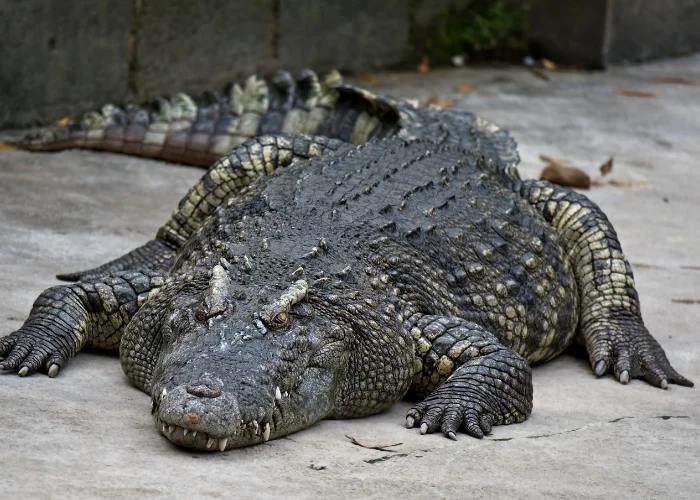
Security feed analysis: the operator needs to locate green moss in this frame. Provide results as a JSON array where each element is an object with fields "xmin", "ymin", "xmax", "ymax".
[{"xmin": 413, "ymin": 0, "xmax": 531, "ymax": 64}]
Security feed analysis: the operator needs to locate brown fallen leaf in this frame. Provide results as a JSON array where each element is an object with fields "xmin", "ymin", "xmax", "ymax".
[
  {"xmin": 456, "ymin": 83, "xmax": 477, "ymax": 93},
  {"xmin": 540, "ymin": 59, "xmax": 581, "ymax": 71},
  {"xmin": 0, "ymin": 142, "xmax": 18, "ymax": 150},
  {"xmin": 346, "ymin": 435, "xmax": 402, "ymax": 452},
  {"xmin": 541, "ymin": 58, "xmax": 558, "ymax": 70},
  {"xmin": 539, "ymin": 154, "xmax": 572, "ymax": 165},
  {"xmin": 599, "ymin": 156, "xmax": 614, "ymax": 176},
  {"xmin": 417, "ymin": 56, "xmax": 430, "ymax": 74},
  {"xmin": 53, "ymin": 116, "xmax": 71, "ymax": 126},
  {"xmin": 360, "ymin": 73, "xmax": 382, "ymax": 87},
  {"xmin": 530, "ymin": 69, "xmax": 550, "ymax": 81},
  {"xmin": 425, "ymin": 94, "xmax": 455, "ymax": 109},
  {"xmin": 539, "ymin": 157, "xmax": 591, "ymax": 189},
  {"xmin": 658, "ymin": 76, "xmax": 698, "ymax": 85},
  {"xmin": 616, "ymin": 88, "xmax": 658, "ymax": 98},
  {"xmin": 605, "ymin": 178, "xmax": 649, "ymax": 189},
  {"xmin": 671, "ymin": 298, "xmax": 700, "ymax": 305}
]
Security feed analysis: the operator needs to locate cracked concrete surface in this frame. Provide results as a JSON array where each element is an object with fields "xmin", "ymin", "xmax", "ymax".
[{"xmin": 1, "ymin": 55, "xmax": 699, "ymax": 499}]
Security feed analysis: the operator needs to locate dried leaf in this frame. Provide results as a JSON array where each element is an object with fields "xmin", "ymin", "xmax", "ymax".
[
  {"xmin": 0, "ymin": 142, "xmax": 18, "ymax": 150},
  {"xmin": 671, "ymin": 298, "xmax": 700, "ymax": 305},
  {"xmin": 456, "ymin": 83, "xmax": 477, "ymax": 93},
  {"xmin": 540, "ymin": 58, "xmax": 580, "ymax": 71},
  {"xmin": 599, "ymin": 156, "xmax": 614, "ymax": 176},
  {"xmin": 658, "ymin": 76, "xmax": 698, "ymax": 85},
  {"xmin": 425, "ymin": 95, "xmax": 455, "ymax": 109},
  {"xmin": 539, "ymin": 154, "xmax": 572, "ymax": 166},
  {"xmin": 53, "ymin": 116, "xmax": 71, "ymax": 126},
  {"xmin": 417, "ymin": 56, "xmax": 430, "ymax": 74},
  {"xmin": 346, "ymin": 435, "xmax": 402, "ymax": 452},
  {"xmin": 605, "ymin": 178, "xmax": 649, "ymax": 189},
  {"xmin": 360, "ymin": 73, "xmax": 382, "ymax": 87},
  {"xmin": 530, "ymin": 69, "xmax": 550, "ymax": 81},
  {"xmin": 616, "ymin": 88, "xmax": 658, "ymax": 98},
  {"xmin": 541, "ymin": 58, "xmax": 557, "ymax": 70},
  {"xmin": 539, "ymin": 158, "xmax": 591, "ymax": 189}
]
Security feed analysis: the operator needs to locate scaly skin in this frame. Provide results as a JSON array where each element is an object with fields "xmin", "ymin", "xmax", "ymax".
[
  {"xmin": 9, "ymin": 69, "xmax": 518, "ymax": 168},
  {"xmin": 0, "ymin": 81, "xmax": 692, "ymax": 452}
]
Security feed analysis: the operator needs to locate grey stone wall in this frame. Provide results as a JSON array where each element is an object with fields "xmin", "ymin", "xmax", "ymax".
[
  {"xmin": 606, "ymin": 0, "xmax": 700, "ymax": 64},
  {"xmin": 529, "ymin": 0, "xmax": 700, "ymax": 67},
  {"xmin": 1, "ymin": 0, "xmax": 698, "ymax": 128},
  {"xmin": 0, "ymin": 1, "xmax": 132, "ymax": 127}
]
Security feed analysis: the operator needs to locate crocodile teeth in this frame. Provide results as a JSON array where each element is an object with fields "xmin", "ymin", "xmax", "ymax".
[
  {"xmin": 252, "ymin": 420, "xmax": 259, "ymax": 429},
  {"xmin": 263, "ymin": 422, "xmax": 271, "ymax": 442},
  {"xmin": 183, "ymin": 429, "xmax": 189, "ymax": 436},
  {"xmin": 192, "ymin": 431, "xmax": 197, "ymax": 438},
  {"xmin": 284, "ymin": 391, "xmax": 289, "ymax": 397},
  {"xmin": 168, "ymin": 425, "xmax": 175, "ymax": 434},
  {"xmin": 162, "ymin": 423, "xmax": 167, "ymax": 434},
  {"xmin": 219, "ymin": 438, "xmax": 228, "ymax": 452},
  {"xmin": 275, "ymin": 386, "xmax": 282, "ymax": 400},
  {"xmin": 206, "ymin": 438, "xmax": 215, "ymax": 449},
  {"xmin": 161, "ymin": 388, "xmax": 167, "ymax": 399}
]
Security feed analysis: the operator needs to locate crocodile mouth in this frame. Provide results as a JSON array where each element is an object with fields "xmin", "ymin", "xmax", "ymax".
[{"xmin": 155, "ymin": 415, "xmax": 274, "ymax": 451}]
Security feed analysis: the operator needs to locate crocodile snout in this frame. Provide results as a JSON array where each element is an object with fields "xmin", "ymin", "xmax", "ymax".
[{"xmin": 186, "ymin": 377, "xmax": 223, "ymax": 398}]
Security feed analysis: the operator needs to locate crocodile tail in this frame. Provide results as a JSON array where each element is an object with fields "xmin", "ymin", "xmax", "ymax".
[{"xmin": 9, "ymin": 70, "xmax": 377, "ymax": 167}]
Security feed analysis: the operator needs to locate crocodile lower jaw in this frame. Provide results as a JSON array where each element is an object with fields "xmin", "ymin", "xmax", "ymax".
[{"xmin": 155, "ymin": 416, "xmax": 272, "ymax": 451}]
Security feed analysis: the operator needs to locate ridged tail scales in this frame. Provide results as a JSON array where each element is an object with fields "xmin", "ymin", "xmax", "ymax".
[
  {"xmin": 55, "ymin": 134, "xmax": 351, "ymax": 282},
  {"xmin": 8, "ymin": 70, "xmax": 520, "ymax": 170},
  {"xmin": 517, "ymin": 179, "xmax": 693, "ymax": 388},
  {"xmin": 9, "ymin": 70, "xmax": 391, "ymax": 167}
]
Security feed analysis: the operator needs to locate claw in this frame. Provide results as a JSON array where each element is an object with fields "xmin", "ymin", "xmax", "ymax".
[
  {"xmin": 594, "ymin": 360, "xmax": 607, "ymax": 376},
  {"xmin": 48, "ymin": 364, "xmax": 59, "ymax": 378},
  {"xmin": 447, "ymin": 431, "xmax": 457, "ymax": 441},
  {"xmin": 420, "ymin": 422, "xmax": 428, "ymax": 435},
  {"xmin": 619, "ymin": 370, "xmax": 630, "ymax": 384},
  {"xmin": 660, "ymin": 379, "xmax": 668, "ymax": 390},
  {"xmin": 406, "ymin": 416, "xmax": 414, "ymax": 428},
  {"xmin": 18, "ymin": 367, "xmax": 29, "ymax": 377}
]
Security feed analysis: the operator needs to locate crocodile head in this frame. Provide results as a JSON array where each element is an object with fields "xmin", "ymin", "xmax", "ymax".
[{"xmin": 146, "ymin": 263, "xmax": 355, "ymax": 451}]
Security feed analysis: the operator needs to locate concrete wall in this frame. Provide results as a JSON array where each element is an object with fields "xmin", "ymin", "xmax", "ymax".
[
  {"xmin": 1, "ymin": 0, "xmax": 699, "ymax": 128},
  {"xmin": 0, "ymin": 1, "xmax": 133, "ymax": 127},
  {"xmin": 605, "ymin": 0, "xmax": 700, "ymax": 64},
  {"xmin": 529, "ymin": 0, "xmax": 700, "ymax": 67}
]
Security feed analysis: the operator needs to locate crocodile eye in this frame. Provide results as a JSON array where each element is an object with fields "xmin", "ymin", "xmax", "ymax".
[{"xmin": 271, "ymin": 311, "xmax": 290, "ymax": 329}]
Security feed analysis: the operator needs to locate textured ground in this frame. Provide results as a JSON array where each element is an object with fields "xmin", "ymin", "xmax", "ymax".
[{"xmin": 1, "ymin": 55, "xmax": 699, "ymax": 499}]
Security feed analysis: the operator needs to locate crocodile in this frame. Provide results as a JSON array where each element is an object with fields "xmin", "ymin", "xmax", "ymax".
[{"xmin": 0, "ymin": 70, "xmax": 692, "ymax": 452}]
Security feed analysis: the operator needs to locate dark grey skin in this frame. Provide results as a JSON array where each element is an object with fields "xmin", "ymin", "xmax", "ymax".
[{"xmin": 1, "ymin": 136, "xmax": 692, "ymax": 451}]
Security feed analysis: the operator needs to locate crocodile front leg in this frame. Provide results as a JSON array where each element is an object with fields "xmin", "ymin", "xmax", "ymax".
[
  {"xmin": 0, "ymin": 270, "xmax": 166, "ymax": 377},
  {"xmin": 57, "ymin": 134, "xmax": 350, "ymax": 282},
  {"xmin": 518, "ymin": 179, "xmax": 693, "ymax": 388},
  {"xmin": 407, "ymin": 316, "xmax": 532, "ymax": 439}
]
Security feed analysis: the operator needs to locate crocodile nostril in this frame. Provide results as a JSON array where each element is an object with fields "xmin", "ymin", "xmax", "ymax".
[{"xmin": 186, "ymin": 381, "xmax": 222, "ymax": 398}]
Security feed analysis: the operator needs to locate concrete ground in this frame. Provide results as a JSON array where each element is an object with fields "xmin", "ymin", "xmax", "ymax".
[{"xmin": 1, "ymin": 55, "xmax": 699, "ymax": 499}]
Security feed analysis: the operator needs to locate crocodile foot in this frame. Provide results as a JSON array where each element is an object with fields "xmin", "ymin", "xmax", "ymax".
[{"xmin": 585, "ymin": 313, "xmax": 694, "ymax": 388}]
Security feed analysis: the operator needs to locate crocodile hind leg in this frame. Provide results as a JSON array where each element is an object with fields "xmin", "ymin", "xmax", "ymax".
[
  {"xmin": 406, "ymin": 316, "xmax": 533, "ymax": 439},
  {"xmin": 58, "ymin": 134, "xmax": 350, "ymax": 282},
  {"xmin": 0, "ymin": 270, "xmax": 166, "ymax": 377},
  {"xmin": 518, "ymin": 180, "xmax": 693, "ymax": 388}
]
